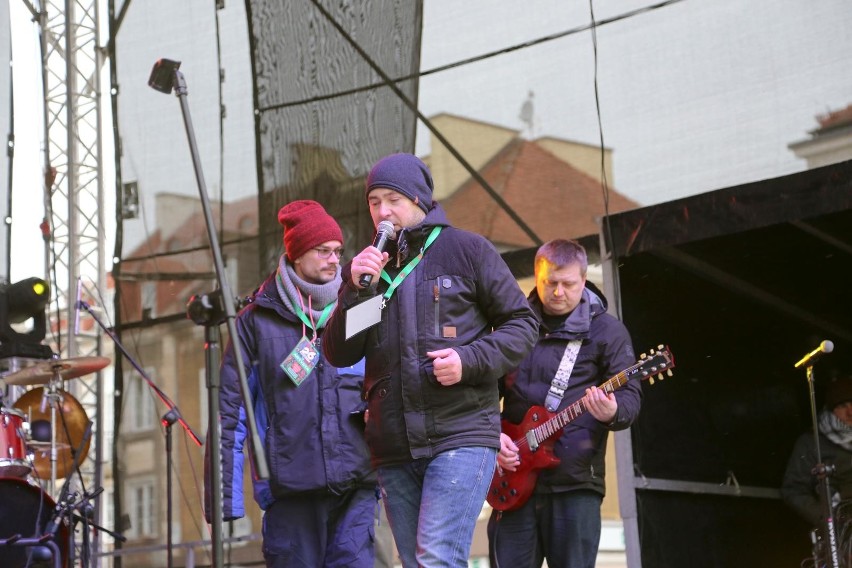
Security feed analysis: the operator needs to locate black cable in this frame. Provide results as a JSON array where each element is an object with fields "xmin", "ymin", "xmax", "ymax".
[
  {"xmin": 306, "ymin": 0, "xmax": 542, "ymax": 247},
  {"xmin": 261, "ymin": 0, "xmax": 687, "ymax": 112}
]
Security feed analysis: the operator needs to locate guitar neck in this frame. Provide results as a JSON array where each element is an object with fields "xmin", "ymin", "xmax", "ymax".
[{"xmin": 530, "ymin": 367, "xmax": 633, "ymax": 446}]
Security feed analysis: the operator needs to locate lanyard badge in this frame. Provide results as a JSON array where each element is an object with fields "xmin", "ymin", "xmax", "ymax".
[
  {"xmin": 276, "ymin": 286, "xmax": 335, "ymax": 387},
  {"xmin": 281, "ymin": 335, "xmax": 320, "ymax": 387}
]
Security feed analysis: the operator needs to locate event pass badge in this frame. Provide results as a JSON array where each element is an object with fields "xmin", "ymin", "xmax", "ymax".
[
  {"xmin": 281, "ymin": 336, "xmax": 319, "ymax": 386},
  {"xmin": 345, "ymin": 294, "xmax": 383, "ymax": 339}
]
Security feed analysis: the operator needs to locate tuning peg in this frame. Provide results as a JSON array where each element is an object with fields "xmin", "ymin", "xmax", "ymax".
[
  {"xmin": 657, "ymin": 343, "xmax": 664, "ymax": 350},
  {"xmin": 657, "ymin": 372, "xmax": 664, "ymax": 382},
  {"xmin": 648, "ymin": 376, "xmax": 655, "ymax": 385},
  {"xmin": 667, "ymin": 369, "xmax": 673, "ymax": 377},
  {"xmin": 640, "ymin": 352, "xmax": 647, "ymax": 359}
]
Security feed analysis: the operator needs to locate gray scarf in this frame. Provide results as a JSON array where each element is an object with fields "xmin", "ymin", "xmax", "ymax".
[
  {"xmin": 274, "ymin": 254, "xmax": 341, "ymax": 328},
  {"xmin": 819, "ymin": 409, "xmax": 852, "ymax": 451}
]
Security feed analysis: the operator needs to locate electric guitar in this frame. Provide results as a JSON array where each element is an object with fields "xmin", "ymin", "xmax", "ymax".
[{"xmin": 487, "ymin": 344, "xmax": 675, "ymax": 512}]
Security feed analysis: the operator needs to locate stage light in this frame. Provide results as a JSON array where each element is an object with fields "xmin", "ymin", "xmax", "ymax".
[
  {"xmin": 4, "ymin": 277, "xmax": 49, "ymax": 323},
  {"xmin": 0, "ymin": 277, "xmax": 53, "ymax": 359}
]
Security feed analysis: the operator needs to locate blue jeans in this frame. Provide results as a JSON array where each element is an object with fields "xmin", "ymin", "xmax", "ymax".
[
  {"xmin": 487, "ymin": 490, "xmax": 603, "ymax": 568},
  {"xmin": 378, "ymin": 446, "xmax": 497, "ymax": 568}
]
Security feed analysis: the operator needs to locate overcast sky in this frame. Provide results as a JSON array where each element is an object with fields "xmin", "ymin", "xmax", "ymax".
[{"xmin": 6, "ymin": 0, "xmax": 852, "ymax": 282}]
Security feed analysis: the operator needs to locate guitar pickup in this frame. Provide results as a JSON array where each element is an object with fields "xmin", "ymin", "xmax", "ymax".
[{"xmin": 526, "ymin": 431, "xmax": 539, "ymax": 452}]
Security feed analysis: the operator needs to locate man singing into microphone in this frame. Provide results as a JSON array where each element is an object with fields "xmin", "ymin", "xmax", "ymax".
[{"xmin": 322, "ymin": 153, "xmax": 538, "ymax": 567}]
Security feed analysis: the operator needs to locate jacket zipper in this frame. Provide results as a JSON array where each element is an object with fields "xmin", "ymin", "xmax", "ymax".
[{"xmin": 434, "ymin": 278, "xmax": 440, "ymax": 336}]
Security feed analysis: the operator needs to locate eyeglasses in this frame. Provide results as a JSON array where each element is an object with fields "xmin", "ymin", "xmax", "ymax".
[{"xmin": 313, "ymin": 247, "xmax": 344, "ymax": 259}]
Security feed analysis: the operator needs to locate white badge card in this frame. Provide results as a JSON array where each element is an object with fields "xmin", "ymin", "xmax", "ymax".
[
  {"xmin": 281, "ymin": 336, "xmax": 319, "ymax": 386},
  {"xmin": 345, "ymin": 294, "xmax": 384, "ymax": 339}
]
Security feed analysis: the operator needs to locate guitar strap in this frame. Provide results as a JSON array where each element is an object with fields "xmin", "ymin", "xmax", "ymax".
[{"xmin": 544, "ymin": 340, "xmax": 583, "ymax": 412}]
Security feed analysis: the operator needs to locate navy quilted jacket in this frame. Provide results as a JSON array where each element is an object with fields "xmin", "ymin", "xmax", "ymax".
[{"xmin": 210, "ymin": 272, "xmax": 374, "ymax": 521}]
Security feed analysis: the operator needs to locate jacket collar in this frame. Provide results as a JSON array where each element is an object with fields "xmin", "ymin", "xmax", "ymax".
[
  {"xmin": 388, "ymin": 203, "xmax": 450, "ymax": 265},
  {"xmin": 250, "ymin": 272, "xmax": 301, "ymax": 323}
]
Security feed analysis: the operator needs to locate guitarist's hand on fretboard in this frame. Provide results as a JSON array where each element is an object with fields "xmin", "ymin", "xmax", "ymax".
[
  {"xmin": 583, "ymin": 385, "xmax": 617, "ymax": 423},
  {"xmin": 497, "ymin": 432, "xmax": 520, "ymax": 473}
]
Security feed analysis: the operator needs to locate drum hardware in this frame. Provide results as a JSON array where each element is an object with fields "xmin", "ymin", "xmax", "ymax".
[
  {"xmin": 5, "ymin": 356, "xmax": 104, "ymax": 494},
  {"xmin": 0, "ymin": 355, "xmax": 112, "ymax": 566},
  {"xmin": 2, "ymin": 356, "xmax": 110, "ymax": 387},
  {"xmin": 0, "ymin": 406, "xmax": 30, "ymax": 478},
  {"xmin": 0, "ymin": 420, "xmax": 122, "ymax": 568},
  {"xmin": 0, "ymin": 476, "xmax": 69, "ymax": 568},
  {"xmin": 13, "ymin": 387, "xmax": 90, "ymax": 483}
]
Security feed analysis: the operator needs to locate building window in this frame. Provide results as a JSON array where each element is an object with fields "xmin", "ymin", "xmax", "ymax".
[
  {"xmin": 125, "ymin": 369, "xmax": 156, "ymax": 432},
  {"xmin": 103, "ymin": 487, "xmax": 115, "ymax": 535},
  {"xmin": 225, "ymin": 256, "xmax": 239, "ymax": 296},
  {"xmin": 126, "ymin": 478, "xmax": 156, "ymax": 539},
  {"xmin": 141, "ymin": 281, "xmax": 157, "ymax": 320},
  {"xmin": 122, "ymin": 181, "xmax": 139, "ymax": 220}
]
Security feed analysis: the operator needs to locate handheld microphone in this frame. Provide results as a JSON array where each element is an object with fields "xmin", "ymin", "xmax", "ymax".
[
  {"xmin": 73, "ymin": 276, "xmax": 83, "ymax": 335},
  {"xmin": 794, "ymin": 340, "xmax": 834, "ymax": 368},
  {"xmin": 358, "ymin": 220, "xmax": 396, "ymax": 288}
]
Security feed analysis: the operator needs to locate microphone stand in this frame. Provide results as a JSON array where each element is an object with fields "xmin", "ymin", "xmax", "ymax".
[
  {"xmin": 78, "ymin": 300, "xmax": 200, "ymax": 567},
  {"xmin": 163, "ymin": 408, "xmax": 178, "ymax": 568},
  {"xmin": 803, "ymin": 364, "xmax": 841, "ymax": 568},
  {"xmin": 147, "ymin": 58, "xmax": 269, "ymax": 568}
]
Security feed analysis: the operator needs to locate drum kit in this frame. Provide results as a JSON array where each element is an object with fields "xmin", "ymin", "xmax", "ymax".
[{"xmin": 0, "ymin": 355, "xmax": 110, "ymax": 568}]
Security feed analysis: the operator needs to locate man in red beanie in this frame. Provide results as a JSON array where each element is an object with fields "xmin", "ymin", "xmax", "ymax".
[
  {"xmin": 322, "ymin": 154, "xmax": 538, "ymax": 568},
  {"xmin": 783, "ymin": 374, "xmax": 852, "ymax": 550},
  {"xmin": 207, "ymin": 200, "xmax": 377, "ymax": 568}
]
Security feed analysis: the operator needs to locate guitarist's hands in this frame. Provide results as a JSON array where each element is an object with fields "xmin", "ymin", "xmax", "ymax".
[
  {"xmin": 584, "ymin": 385, "xmax": 618, "ymax": 424},
  {"xmin": 497, "ymin": 433, "xmax": 520, "ymax": 473}
]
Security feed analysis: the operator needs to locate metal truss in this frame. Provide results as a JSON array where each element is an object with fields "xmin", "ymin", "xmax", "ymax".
[{"xmin": 31, "ymin": 0, "xmax": 107, "ymax": 560}]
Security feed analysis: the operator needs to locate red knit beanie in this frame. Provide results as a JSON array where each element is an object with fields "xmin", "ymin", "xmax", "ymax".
[{"xmin": 277, "ymin": 200, "xmax": 343, "ymax": 263}]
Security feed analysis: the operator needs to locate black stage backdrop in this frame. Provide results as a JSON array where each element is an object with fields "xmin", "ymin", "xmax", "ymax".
[
  {"xmin": 610, "ymin": 159, "xmax": 852, "ymax": 567},
  {"xmin": 247, "ymin": 0, "xmax": 423, "ymax": 276}
]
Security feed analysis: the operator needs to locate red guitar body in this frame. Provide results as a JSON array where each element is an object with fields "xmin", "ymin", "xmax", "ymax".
[
  {"xmin": 486, "ymin": 345, "xmax": 675, "ymax": 513},
  {"xmin": 488, "ymin": 406, "xmax": 562, "ymax": 512}
]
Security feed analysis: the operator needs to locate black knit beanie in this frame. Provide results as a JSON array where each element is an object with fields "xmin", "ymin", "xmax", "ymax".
[{"xmin": 365, "ymin": 153, "xmax": 434, "ymax": 213}]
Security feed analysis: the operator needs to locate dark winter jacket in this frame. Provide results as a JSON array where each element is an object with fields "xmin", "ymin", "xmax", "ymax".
[
  {"xmin": 782, "ymin": 428, "xmax": 852, "ymax": 527},
  {"xmin": 322, "ymin": 204, "xmax": 538, "ymax": 467},
  {"xmin": 212, "ymin": 272, "xmax": 374, "ymax": 521},
  {"xmin": 500, "ymin": 283, "xmax": 641, "ymax": 496}
]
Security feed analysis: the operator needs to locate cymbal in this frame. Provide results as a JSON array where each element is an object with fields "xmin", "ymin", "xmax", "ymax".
[
  {"xmin": 14, "ymin": 387, "xmax": 91, "ymax": 480},
  {"xmin": 3, "ymin": 356, "xmax": 110, "ymax": 386}
]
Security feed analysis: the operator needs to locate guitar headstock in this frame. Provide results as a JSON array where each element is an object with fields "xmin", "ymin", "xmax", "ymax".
[{"xmin": 636, "ymin": 344, "xmax": 675, "ymax": 385}]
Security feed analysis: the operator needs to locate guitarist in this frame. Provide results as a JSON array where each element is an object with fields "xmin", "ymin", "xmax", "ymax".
[{"xmin": 487, "ymin": 238, "xmax": 643, "ymax": 568}]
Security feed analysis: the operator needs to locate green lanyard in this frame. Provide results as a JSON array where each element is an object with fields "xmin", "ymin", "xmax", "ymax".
[
  {"xmin": 292, "ymin": 301, "xmax": 335, "ymax": 335},
  {"xmin": 379, "ymin": 226, "xmax": 442, "ymax": 307},
  {"xmin": 276, "ymin": 272, "xmax": 336, "ymax": 335}
]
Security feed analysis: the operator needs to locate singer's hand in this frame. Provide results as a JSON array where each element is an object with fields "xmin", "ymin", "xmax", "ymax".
[
  {"xmin": 427, "ymin": 348, "xmax": 462, "ymax": 385},
  {"xmin": 351, "ymin": 246, "xmax": 388, "ymax": 289}
]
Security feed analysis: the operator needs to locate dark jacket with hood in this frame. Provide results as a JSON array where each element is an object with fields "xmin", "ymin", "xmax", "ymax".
[
  {"xmin": 782, "ymin": 421, "xmax": 852, "ymax": 527},
  {"xmin": 322, "ymin": 204, "xmax": 538, "ymax": 468},
  {"xmin": 500, "ymin": 283, "xmax": 641, "ymax": 496},
  {"xmin": 210, "ymin": 271, "xmax": 374, "ymax": 521}
]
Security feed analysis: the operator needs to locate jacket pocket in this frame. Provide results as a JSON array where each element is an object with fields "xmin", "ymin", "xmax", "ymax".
[{"xmin": 364, "ymin": 375, "xmax": 391, "ymax": 401}]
